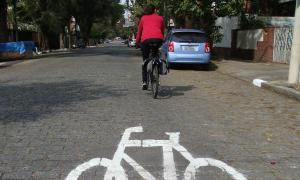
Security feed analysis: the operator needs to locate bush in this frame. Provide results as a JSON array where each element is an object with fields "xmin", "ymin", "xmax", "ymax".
[{"xmin": 240, "ymin": 13, "xmax": 265, "ymax": 29}]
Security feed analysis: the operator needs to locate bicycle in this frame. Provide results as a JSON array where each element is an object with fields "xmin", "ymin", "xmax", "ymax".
[
  {"xmin": 143, "ymin": 42, "xmax": 167, "ymax": 99},
  {"xmin": 65, "ymin": 126, "xmax": 247, "ymax": 180}
]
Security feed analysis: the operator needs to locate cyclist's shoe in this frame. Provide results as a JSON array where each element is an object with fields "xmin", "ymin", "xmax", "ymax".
[{"xmin": 142, "ymin": 82, "xmax": 148, "ymax": 90}]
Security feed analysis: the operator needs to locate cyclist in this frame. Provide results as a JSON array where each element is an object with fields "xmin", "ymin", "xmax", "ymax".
[{"xmin": 135, "ymin": 3, "xmax": 165, "ymax": 90}]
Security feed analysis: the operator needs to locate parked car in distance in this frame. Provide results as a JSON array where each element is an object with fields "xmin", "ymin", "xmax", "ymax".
[
  {"xmin": 104, "ymin": 39, "xmax": 112, "ymax": 43},
  {"xmin": 128, "ymin": 39, "xmax": 136, "ymax": 47},
  {"xmin": 160, "ymin": 29, "xmax": 211, "ymax": 69},
  {"xmin": 122, "ymin": 39, "xmax": 129, "ymax": 44}
]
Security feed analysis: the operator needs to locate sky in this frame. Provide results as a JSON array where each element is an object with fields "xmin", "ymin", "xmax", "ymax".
[{"xmin": 120, "ymin": 0, "xmax": 126, "ymax": 5}]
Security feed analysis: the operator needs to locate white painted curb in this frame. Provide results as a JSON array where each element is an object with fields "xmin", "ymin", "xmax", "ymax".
[{"xmin": 253, "ymin": 79, "xmax": 267, "ymax": 88}]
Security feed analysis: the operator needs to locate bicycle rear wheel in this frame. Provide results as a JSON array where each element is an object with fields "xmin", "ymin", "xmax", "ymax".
[
  {"xmin": 65, "ymin": 158, "xmax": 127, "ymax": 180},
  {"xmin": 151, "ymin": 64, "xmax": 159, "ymax": 99}
]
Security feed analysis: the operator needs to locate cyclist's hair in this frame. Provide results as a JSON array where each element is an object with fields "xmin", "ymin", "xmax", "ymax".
[{"xmin": 144, "ymin": 3, "xmax": 156, "ymax": 15}]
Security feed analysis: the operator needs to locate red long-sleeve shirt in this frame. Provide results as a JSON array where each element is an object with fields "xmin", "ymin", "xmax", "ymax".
[{"xmin": 136, "ymin": 13, "xmax": 165, "ymax": 44}]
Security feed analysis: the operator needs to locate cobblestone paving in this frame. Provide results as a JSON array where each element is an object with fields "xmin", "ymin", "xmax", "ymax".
[{"xmin": 0, "ymin": 46, "xmax": 299, "ymax": 180}]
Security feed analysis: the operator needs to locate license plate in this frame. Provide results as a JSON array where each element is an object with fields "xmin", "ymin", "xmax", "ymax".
[{"xmin": 182, "ymin": 46, "xmax": 197, "ymax": 51}]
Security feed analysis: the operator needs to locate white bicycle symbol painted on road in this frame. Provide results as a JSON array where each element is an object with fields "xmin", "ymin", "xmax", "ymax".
[{"xmin": 66, "ymin": 126, "xmax": 247, "ymax": 180}]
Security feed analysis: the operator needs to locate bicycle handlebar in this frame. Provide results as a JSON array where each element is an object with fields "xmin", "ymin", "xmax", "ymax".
[{"xmin": 124, "ymin": 126, "xmax": 143, "ymax": 134}]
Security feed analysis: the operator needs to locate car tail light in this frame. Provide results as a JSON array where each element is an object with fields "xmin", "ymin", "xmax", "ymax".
[
  {"xmin": 168, "ymin": 41, "xmax": 174, "ymax": 52},
  {"xmin": 205, "ymin": 42, "xmax": 210, "ymax": 53}
]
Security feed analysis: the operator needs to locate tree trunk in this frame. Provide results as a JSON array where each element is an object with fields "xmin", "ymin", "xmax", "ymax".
[
  {"xmin": 184, "ymin": 16, "xmax": 193, "ymax": 29},
  {"xmin": 40, "ymin": 33, "xmax": 49, "ymax": 51},
  {"xmin": 0, "ymin": 0, "xmax": 8, "ymax": 42},
  {"xmin": 80, "ymin": 18, "xmax": 93, "ymax": 46}
]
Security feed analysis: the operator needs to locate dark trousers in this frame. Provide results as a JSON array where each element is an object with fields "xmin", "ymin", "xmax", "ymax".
[{"xmin": 141, "ymin": 39, "xmax": 163, "ymax": 82}]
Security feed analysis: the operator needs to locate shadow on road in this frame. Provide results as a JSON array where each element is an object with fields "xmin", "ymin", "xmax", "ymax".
[
  {"xmin": 170, "ymin": 62, "xmax": 218, "ymax": 71},
  {"xmin": 0, "ymin": 65, "xmax": 11, "ymax": 69},
  {"xmin": 0, "ymin": 80, "xmax": 126, "ymax": 124},
  {"xmin": 36, "ymin": 46, "xmax": 141, "ymax": 59},
  {"xmin": 158, "ymin": 85, "xmax": 195, "ymax": 99}
]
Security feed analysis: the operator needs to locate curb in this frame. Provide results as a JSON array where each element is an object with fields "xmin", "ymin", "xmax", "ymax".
[
  {"xmin": 0, "ymin": 50, "xmax": 71, "ymax": 68},
  {"xmin": 36, "ymin": 50, "xmax": 71, "ymax": 59},
  {"xmin": 0, "ymin": 60, "xmax": 24, "ymax": 68},
  {"xmin": 261, "ymin": 82, "xmax": 300, "ymax": 102}
]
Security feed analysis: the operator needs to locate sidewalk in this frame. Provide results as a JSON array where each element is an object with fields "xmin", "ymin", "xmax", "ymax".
[{"xmin": 215, "ymin": 60, "xmax": 300, "ymax": 101}]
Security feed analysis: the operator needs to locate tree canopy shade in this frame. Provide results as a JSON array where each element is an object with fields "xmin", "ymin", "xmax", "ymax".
[{"xmin": 0, "ymin": 0, "xmax": 8, "ymax": 42}]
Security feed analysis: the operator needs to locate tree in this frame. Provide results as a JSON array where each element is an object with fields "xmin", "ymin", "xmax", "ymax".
[
  {"xmin": 63, "ymin": 0, "xmax": 124, "ymax": 43},
  {"xmin": 90, "ymin": 2, "xmax": 125, "ymax": 41},
  {"xmin": 244, "ymin": 0, "xmax": 280, "ymax": 16},
  {"xmin": 168, "ymin": 0, "xmax": 243, "ymax": 43},
  {"xmin": 0, "ymin": 0, "xmax": 8, "ymax": 42},
  {"xmin": 132, "ymin": 0, "xmax": 244, "ymax": 44},
  {"xmin": 17, "ymin": 0, "xmax": 124, "ymax": 48},
  {"xmin": 17, "ymin": 0, "xmax": 69, "ymax": 49}
]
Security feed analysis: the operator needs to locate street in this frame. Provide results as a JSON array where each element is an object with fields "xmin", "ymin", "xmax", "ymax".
[{"xmin": 0, "ymin": 45, "xmax": 300, "ymax": 180}]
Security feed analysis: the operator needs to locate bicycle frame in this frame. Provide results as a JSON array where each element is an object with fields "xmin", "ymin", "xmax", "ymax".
[
  {"xmin": 144, "ymin": 53, "xmax": 160, "ymax": 73},
  {"xmin": 104, "ymin": 127, "xmax": 180, "ymax": 180},
  {"xmin": 104, "ymin": 127, "xmax": 156, "ymax": 180}
]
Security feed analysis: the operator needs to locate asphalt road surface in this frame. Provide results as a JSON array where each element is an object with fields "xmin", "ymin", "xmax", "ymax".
[{"xmin": 0, "ymin": 44, "xmax": 300, "ymax": 180}]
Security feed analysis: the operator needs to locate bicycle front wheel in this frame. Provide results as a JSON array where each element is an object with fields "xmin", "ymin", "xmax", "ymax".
[
  {"xmin": 65, "ymin": 158, "xmax": 127, "ymax": 180},
  {"xmin": 151, "ymin": 64, "xmax": 159, "ymax": 99},
  {"xmin": 184, "ymin": 158, "xmax": 247, "ymax": 180}
]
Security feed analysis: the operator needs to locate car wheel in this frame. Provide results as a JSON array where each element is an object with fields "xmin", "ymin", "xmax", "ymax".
[{"xmin": 166, "ymin": 60, "xmax": 172, "ymax": 69}]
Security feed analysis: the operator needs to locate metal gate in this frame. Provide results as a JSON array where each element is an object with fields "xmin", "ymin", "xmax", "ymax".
[{"xmin": 273, "ymin": 27, "xmax": 294, "ymax": 64}]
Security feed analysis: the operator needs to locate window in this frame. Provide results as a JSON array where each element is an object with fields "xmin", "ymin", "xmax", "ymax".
[{"xmin": 171, "ymin": 32, "xmax": 206, "ymax": 43}]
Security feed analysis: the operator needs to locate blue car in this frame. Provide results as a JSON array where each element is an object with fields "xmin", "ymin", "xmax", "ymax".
[{"xmin": 160, "ymin": 29, "xmax": 211, "ymax": 67}]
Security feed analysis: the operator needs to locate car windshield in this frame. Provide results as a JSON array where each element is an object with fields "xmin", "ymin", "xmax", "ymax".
[{"xmin": 171, "ymin": 32, "xmax": 206, "ymax": 43}]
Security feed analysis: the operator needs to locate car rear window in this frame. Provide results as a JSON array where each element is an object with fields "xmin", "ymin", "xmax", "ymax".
[{"xmin": 171, "ymin": 32, "xmax": 206, "ymax": 43}]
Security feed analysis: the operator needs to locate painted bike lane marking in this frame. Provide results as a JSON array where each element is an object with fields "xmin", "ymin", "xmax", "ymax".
[{"xmin": 65, "ymin": 126, "xmax": 247, "ymax": 180}]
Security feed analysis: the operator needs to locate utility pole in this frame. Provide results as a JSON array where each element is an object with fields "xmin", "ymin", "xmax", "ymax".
[{"xmin": 288, "ymin": 0, "xmax": 300, "ymax": 84}]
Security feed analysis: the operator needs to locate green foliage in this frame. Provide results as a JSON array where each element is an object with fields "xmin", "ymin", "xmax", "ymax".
[
  {"xmin": 172, "ymin": 0, "xmax": 243, "ymax": 43},
  {"xmin": 131, "ymin": 0, "xmax": 164, "ymax": 17},
  {"xmin": 110, "ymin": 3, "xmax": 125, "ymax": 26},
  {"xmin": 115, "ymin": 27, "xmax": 135, "ymax": 39},
  {"xmin": 132, "ymin": 0, "xmax": 244, "ymax": 44},
  {"xmin": 90, "ymin": 2, "xmax": 125, "ymax": 40},
  {"xmin": 17, "ymin": 0, "xmax": 71, "ymax": 34},
  {"xmin": 215, "ymin": 0, "xmax": 244, "ymax": 17},
  {"xmin": 90, "ymin": 23, "xmax": 115, "ymax": 40},
  {"xmin": 240, "ymin": 13, "xmax": 265, "ymax": 29},
  {"xmin": 16, "ymin": 0, "xmax": 124, "ymax": 44}
]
